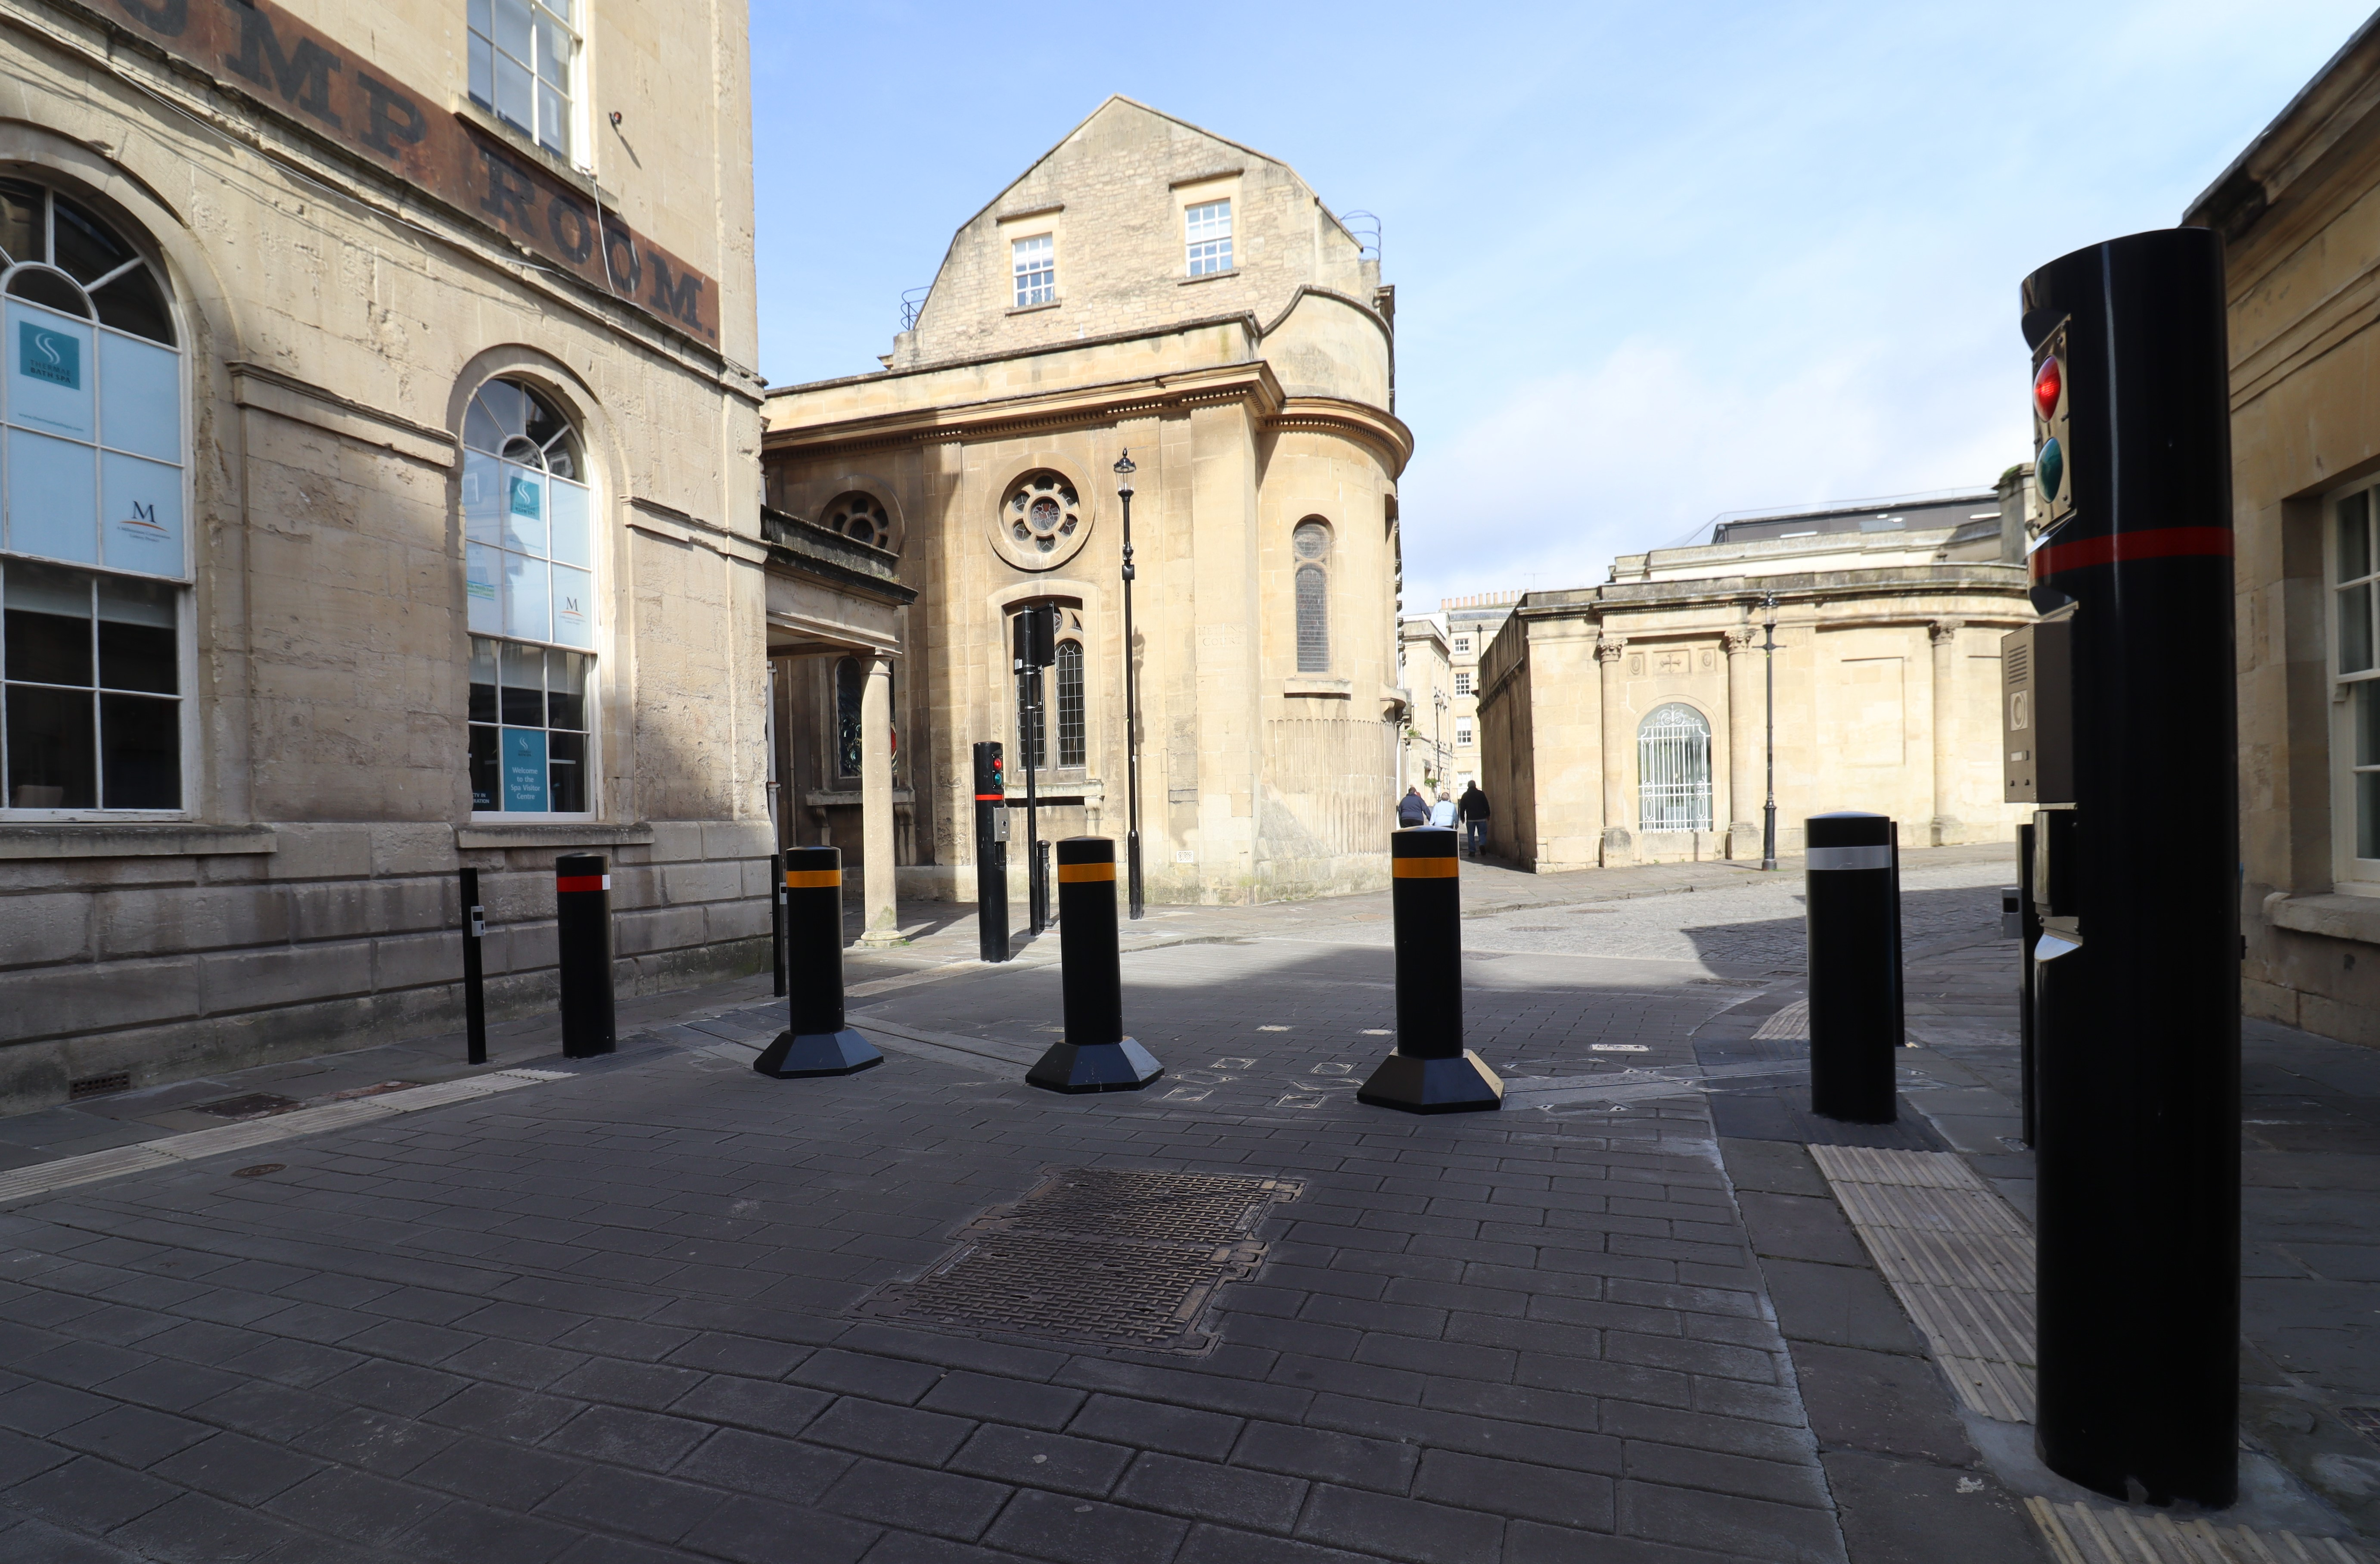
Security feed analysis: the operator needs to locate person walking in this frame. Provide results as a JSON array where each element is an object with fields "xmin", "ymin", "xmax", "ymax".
[
  {"xmin": 1398, "ymin": 786, "xmax": 1429, "ymax": 827},
  {"xmin": 1428, "ymin": 790, "xmax": 1459, "ymax": 830},
  {"xmin": 1459, "ymin": 781, "xmax": 1491, "ymax": 858}
]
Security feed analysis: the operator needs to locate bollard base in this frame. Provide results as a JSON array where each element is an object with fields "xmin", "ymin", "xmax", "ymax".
[
  {"xmin": 1357, "ymin": 1050, "xmax": 1505, "ymax": 1114},
  {"xmin": 1025, "ymin": 1037, "xmax": 1164, "ymax": 1094},
  {"xmin": 753, "ymin": 1029, "xmax": 884, "ymax": 1079}
]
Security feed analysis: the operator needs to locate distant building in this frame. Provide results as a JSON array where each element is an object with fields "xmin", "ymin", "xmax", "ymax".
[
  {"xmin": 763, "ymin": 98, "xmax": 1410, "ymax": 908},
  {"xmin": 1476, "ymin": 480, "xmax": 2033, "ymax": 869},
  {"xmin": 2186, "ymin": 15, "xmax": 2380, "ymax": 1048},
  {"xmin": 1397, "ymin": 616, "xmax": 1452, "ymax": 792},
  {"xmin": 1439, "ymin": 593, "xmax": 1521, "ymax": 792}
]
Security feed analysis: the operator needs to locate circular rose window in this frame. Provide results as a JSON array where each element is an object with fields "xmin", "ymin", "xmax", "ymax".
[{"xmin": 1006, "ymin": 472, "xmax": 1080, "ymax": 554}]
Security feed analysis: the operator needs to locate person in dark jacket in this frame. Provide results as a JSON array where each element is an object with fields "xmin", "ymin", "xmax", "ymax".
[
  {"xmin": 1458, "ymin": 782, "xmax": 1491, "ymax": 857},
  {"xmin": 1398, "ymin": 786, "xmax": 1428, "ymax": 827}
]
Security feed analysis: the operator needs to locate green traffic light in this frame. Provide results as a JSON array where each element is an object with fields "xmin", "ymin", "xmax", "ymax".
[{"xmin": 2038, "ymin": 438, "xmax": 2064, "ymax": 504}]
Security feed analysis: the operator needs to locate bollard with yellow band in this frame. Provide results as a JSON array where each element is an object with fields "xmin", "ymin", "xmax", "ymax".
[
  {"xmin": 1356, "ymin": 827, "xmax": 1503, "ymax": 1113},
  {"xmin": 753, "ymin": 846, "xmax": 883, "ymax": 1078},
  {"xmin": 1026, "ymin": 836, "xmax": 1163, "ymax": 1093}
]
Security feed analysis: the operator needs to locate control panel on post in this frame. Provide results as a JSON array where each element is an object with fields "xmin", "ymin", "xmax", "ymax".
[{"xmin": 2000, "ymin": 612, "xmax": 2074, "ymax": 805}]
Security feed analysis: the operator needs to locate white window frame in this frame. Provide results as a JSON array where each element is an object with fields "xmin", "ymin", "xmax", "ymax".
[
  {"xmin": 468, "ymin": 0, "xmax": 587, "ymax": 166},
  {"xmin": 1012, "ymin": 233, "xmax": 1056, "ymax": 308},
  {"xmin": 1185, "ymin": 199, "xmax": 1232, "ymax": 277},
  {"xmin": 462, "ymin": 377, "xmax": 600, "ymax": 822},
  {"xmin": 2326, "ymin": 476, "xmax": 2380, "ymax": 892},
  {"xmin": 1455, "ymin": 718, "xmax": 1474, "ymax": 747},
  {"xmin": 1454, "ymin": 671, "xmax": 1472, "ymax": 696},
  {"xmin": 0, "ymin": 180, "xmax": 195, "ymax": 821}
]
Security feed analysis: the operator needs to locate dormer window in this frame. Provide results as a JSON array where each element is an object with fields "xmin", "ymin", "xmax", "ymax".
[
  {"xmin": 1186, "ymin": 199, "xmax": 1232, "ymax": 276},
  {"xmin": 1013, "ymin": 235, "xmax": 1055, "ymax": 307}
]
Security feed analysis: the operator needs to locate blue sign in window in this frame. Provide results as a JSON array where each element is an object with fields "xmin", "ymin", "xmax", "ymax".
[
  {"xmin": 502, "ymin": 728, "xmax": 549, "ymax": 811},
  {"xmin": 18, "ymin": 320, "xmax": 79, "ymax": 389}
]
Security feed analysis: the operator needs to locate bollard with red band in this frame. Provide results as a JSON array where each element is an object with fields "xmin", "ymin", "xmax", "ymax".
[
  {"xmin": 555, "ymin": 853, "xmax": 616, "ymax": 1059},
  {"xmin": 1025, "ymin": 837, "xmax": 1162, "ymax": 1092},
  {"xmin": 754, "ymin": 846, "xmax": 883, "ymax": 1078},
  {"xmin": 1357, "ymin": 828, "xmax": 1503, "ymax": 1113}
]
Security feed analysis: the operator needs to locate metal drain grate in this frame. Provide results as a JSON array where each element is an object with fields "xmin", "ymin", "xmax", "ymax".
[
  {"xmin": 860, "ymin": 1168, "xmax": 1300, "ymax": 1354},
  {"xmin": 68, "ymin": 1073, "xmax": 130, "ymax": 1101}
]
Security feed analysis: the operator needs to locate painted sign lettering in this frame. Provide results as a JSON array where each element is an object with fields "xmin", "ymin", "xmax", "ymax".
[{"xmin": 105, "ymin": 0, "xmax": 718, "ymax": 341}]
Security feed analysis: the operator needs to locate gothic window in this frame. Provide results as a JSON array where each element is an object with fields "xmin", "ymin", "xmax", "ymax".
[
  {"xmin": 469, "ymin": 0, "xmax": 582, "ymax": 160},
  {"xmin": 822, "ymin": 491, "xmax": 892, "ymax": 550},
  {"xmin": 1293, "ymin": 519, "xmax": 1331, "ymax": 673},
  {"xmin": 462, "ymin": 377, "xmax": 595, "ymax": 813},
  {"xmin": 1056, "ymin": 638, "xmax": 1084, "ymax": 768},
  {"xmin": 2332, "ymin": 484, "xmax": 2380, "ymax": 878},
  {"xmin": 1006, "ymin": 472, "xmax": 1080, "ymax": 556},
  {"xmin": 1013, "ymin": 234, "xmax": 1055, "ymax": 307},
  {"xmin": 1186, "ymin": 199, "xmax": 1232, "ymax": 276},
  {"xmin": 836, "ymin": 657, "xmax": 863, "ymax": 778},
  {"xmin": 1637, "ymin": 703, "xmax": 1713, "ymax": 834},
  {"xmin": 2, "ymin": 178, "xmax": 186, "ymax": 814}
]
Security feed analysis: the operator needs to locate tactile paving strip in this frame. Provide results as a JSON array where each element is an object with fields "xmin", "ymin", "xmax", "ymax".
[
  {"xmin": 2026, "ymin": 1498, "xmax": 2368, "ymax": 1564},
  {"xmin": 859, "ymin": 1167, "xmax": 1300, "ymax": 1353},
  {"xmin": 1809, "ymin": 1143, "xmax": 2036, "ymax": 1422}
]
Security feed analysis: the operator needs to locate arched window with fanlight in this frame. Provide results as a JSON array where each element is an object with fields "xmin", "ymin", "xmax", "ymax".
[
  {"xmin": 1293, "ymin": 519, "xmax": 1331, "ymax": 673},
  {"xmin": 1, "ymin": 177, "xmax": 187, "ymax": 814},
  {"xmin": 461, "ymin": 378, "xmax": 597, "ymax": 814},
  {"xmin": 1637, "ymin": 703, "xmax": 1713, "ymax": 833}
]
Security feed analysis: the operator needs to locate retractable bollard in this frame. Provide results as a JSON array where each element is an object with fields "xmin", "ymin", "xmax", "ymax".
[
  {"xmin": 1025, "ymin": 837, "xmax": 1162, "ymax": 1093},
  {"xmin": 1805, "ymin": 813, "xmax": 1898, "ymax": 1123},
  {"xmin": 754, "ymin": 847, "xmax": 882, "ymax": 1078},
  {"xmin": 555, "ymin": 853, "xmax": 616, "ymax": 1059},
  {"xmin": 1357, "ymin": 828, "xmax": 1504, "ymax": 1114}
]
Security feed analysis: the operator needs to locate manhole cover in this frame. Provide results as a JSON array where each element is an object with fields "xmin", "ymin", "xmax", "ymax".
[
  {"xmin": 861, "ymin": 1168, "xmax": 1300, "ymax": 1353},
  {"xmin": 230, "ymin": 1164, "xmax": 284, "ymax": 1178},
  {"xmin": 195, "ymin": 1094, "xmax": 304, "ymax": 1120}
]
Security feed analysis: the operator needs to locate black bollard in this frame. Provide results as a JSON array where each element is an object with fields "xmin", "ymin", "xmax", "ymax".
[
  {"xmin": 1356, "ymin": 827, "xmax": 1503, "ymax": 1113},
  {"xmin": 1025, "ymin": 837, "xmax": 1162, "ymax": 1092},
  {"xmin": 461, "ymin": 866, "xmax": 488, "ymax": 1066},
  {"xmin": 754, "ymin": 847, "xmax": 882, "ymax": 1078},
  {"xmin": 974, "ymin": 741, "xmax": 1010, "ymax": 963},
  {"xmin": 771, "ymin": 855, "xmax": 787, "ymax": 997},
  {"xmin": 555, "ymin": 853, "xmax": 616, "ymax": 1059},
  {"xmin": 2016, "ymin": 821, "xmax": 2039, "ymax": 1147},
  {"xmin": 1805, "ymin": 812, "xmax": 1898, "ymax": 1123}
]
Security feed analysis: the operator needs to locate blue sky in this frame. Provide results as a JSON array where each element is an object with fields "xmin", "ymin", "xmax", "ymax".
[{"xmin": 752, "ymin": 2, "xmax": 2372, "ymax": 612}]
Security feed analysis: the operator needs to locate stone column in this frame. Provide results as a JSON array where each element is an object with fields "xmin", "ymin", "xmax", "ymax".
[
  {"xmin": 858, "ymin": 655, "xmax": 902, "ymax": 946},
  {"xmin": 1723, "ymin": 628, "xmax": 1761, "ymax": 860},
  {"xmin": 1597, "ymin": 637, "xmax": 1634, "ymax": 867},
  {"xmin": 1929, "ymin": 619, "xmax": 1964, "ymax": 847}
]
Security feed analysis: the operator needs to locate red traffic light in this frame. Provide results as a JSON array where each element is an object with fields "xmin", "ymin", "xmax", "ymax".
[{"xmin": 2034, "ymin": 358, "xmax": 2062, "ymax": 421}]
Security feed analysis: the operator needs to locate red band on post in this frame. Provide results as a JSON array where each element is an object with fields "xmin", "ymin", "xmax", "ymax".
[
  {"xmin": 2033, "ymin": 525, "xmax": 2232, "ymax": 578},
  {"xmin": 556, "ymin": 875, "xmax": 606, "ymax": 893}
]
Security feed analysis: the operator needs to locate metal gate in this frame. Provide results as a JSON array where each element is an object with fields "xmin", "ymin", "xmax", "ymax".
[{"xmin": 1637, "ymin": 703, "xmax": 1713, "ymax": 833}]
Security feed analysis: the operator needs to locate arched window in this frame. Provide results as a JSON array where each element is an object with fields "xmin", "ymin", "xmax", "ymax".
[
  {"xmin": 1637, "ymin": 703, "xmax": 1713, "ymax": 833},
  {"xmin": 1055, "ymin": 638, "xmax": 1084, "ymax": 768},
  {"xmin": 462, "ymin": 377, "xmax": 595, "ymax": 813},
  {"xmin": 1293, "ymin": 519, "xmax": 1330, "ymax": 673},
  {"xmin": 2, "ymin": 178, "xmax": 186, "ymax": 814},
  {"xmin": 821, "ymin": 491, "xmax": 893, "ymax": 551}
]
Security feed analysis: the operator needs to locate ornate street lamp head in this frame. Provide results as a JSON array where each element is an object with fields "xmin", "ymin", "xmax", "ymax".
[{"xmin": 1113, "ymin": 450, "xmax": 1136, "ymax": 499}]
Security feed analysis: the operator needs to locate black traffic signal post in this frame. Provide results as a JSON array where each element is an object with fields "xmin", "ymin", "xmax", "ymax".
[
  {"xmin": 973, "ymin": 741, "xmax": 1011, "ymax": 963},
  {"xmin": 2010, "ymin": 228, "xmax": 2240, "ymax": 1509}
]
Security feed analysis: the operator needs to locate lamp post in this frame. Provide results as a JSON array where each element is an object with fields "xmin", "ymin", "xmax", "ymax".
[
  {"xmin": 1115, "ymin": 451, "xmax": 1144, "ymax": 920},
  {"xmin": 1760, "ymin": 593, "xmax": 1779, "ymax": 872}
]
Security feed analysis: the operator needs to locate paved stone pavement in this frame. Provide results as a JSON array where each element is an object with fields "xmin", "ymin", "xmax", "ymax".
[{"xmin": 0, "ymin": 850, "xmax": 2366, "ymax": 1563}]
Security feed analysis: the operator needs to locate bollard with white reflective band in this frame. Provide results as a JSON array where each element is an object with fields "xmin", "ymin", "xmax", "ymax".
[
  {"xmin": 754, "ymin": 846, "xmax": 883, "ymax": 1078},
  {"xmin": 1356, "ymin": 827, "xmax": 1503, "ymax": 1114},
  {"xmin": 1025, "ymin": 837, "xmax": 1162, "ymax": 1093},
  {"xmin": 555, "ymin": 853, "xmax": 616, "ymax": 1059},
  {"xmin": 1803, "ymin": 812, "xmax": 1900, "ymax": 1123}
]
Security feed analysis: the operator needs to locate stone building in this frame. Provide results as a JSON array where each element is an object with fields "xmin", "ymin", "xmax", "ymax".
[
  {"xmin": 761, "ymin": 97, "xmax": 1410, "ymax": 907},
  {"xmin": 1442, "ymin": 591, "xmax": 1518, "ymax": 791},
  {"xmin": 0, "ymin": 0, "xmax": 776, "ymax": 1110},
  {"xmin": 2185, "ymin": 15, "xmax": 2380, "ymax": 1046},
  {"xmin": 1476, "ymin": 484, "xmax": 2032, "ymax": 869},
  {"xmin": 1396, "ymin": 614, "xmax": 1451, "ymax": 794}
]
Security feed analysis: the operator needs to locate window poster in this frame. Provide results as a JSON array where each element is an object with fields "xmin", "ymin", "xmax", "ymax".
[
  {"xmin": 8, "ymin": 303, "xmax": 93, "ymax": 441},
  {"xmin": 102, "ymin": 452, "xmax": 183, "ymax": 574},
  {"xmin": 549, "ymin": 477, "xmax": 590, "ymax": 567},
  {"xmin": 6, "ymin": 426, "xmax": 98, "ymax": 564},
  {"xmin": 502, "ymin": 728, "xmax": 550, "ymax": 811},
  {"xmin": 504, "ymin": 466, "xmax": 546, "ymax": 556},
  {"xmin": 464, "ymin": 543, "xmax": 502, "ymax": 635},
  {"xmin": 551, "ymin": 564, "xmax": 593, "ymax": 649},
  {"xmin": 98, "ymin": 333, "xmax": 179, "ymax": 461}
]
